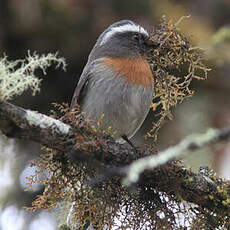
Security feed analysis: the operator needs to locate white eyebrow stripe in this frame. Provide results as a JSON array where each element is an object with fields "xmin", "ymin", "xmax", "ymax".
[{"xmin": 100, "ymin": 23, "xmax": 149, "ymax": 46}]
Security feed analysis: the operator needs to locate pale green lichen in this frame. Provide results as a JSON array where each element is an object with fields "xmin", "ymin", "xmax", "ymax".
[
  {"xmin": 123, "ymin": 128, "xmax": 219, "ymax": 186},
  {"xmin": 0, "ymin": 51, "xmax": 66, "ymax": 102},
  {"xmin": 211, "ymin": 27, "xmax": 230, "ymax": 46}
]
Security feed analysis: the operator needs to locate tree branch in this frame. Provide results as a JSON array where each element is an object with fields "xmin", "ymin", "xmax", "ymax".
[
  {"xmin": 1, "ymin": 101, "xmax": 230, "ymax": 215},
  {"xmin": 123, "ymin": 127, "xmax": 230, "ymax": 186}
]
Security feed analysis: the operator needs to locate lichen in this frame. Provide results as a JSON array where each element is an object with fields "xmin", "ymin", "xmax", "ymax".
[{"xmin": 0, "ymin": 51, "xmax": 66, "ymax": 102}]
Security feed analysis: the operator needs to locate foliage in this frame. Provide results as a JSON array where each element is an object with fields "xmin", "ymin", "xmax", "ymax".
[
  {"xmin": 211, "ymin": 26, "xmax": 230, "ymax": 46},
  {"xmin": 0, "ymin": 51, "xmax": 66, "ymax": 102}
]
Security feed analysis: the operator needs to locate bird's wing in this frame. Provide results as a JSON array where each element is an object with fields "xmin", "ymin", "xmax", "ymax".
[
  {"xmin": 70, "ymin": 59, "xmax": 105, "ymax": 109},
  {"xmin": 70, "ymin": 63, "xmax": 89, "ymax": 108}
]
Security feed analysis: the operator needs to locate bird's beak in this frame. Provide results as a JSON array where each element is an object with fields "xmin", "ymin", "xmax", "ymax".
[{"xmin": 144, "ymin": 37, "xmax": 159, "ymax": 48}]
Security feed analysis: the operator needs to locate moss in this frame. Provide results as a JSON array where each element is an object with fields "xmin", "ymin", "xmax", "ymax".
[
  {"xmin": 23, "ymin": 17, "xmax": 230, "ymax": 230},
  {"xmin": 145, "ymin": 16, "xmax": 210, "ymax": 141}
]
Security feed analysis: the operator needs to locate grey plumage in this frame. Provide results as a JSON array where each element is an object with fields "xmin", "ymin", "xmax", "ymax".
[{"xmin": 71, "ymin": 20, "xmax": 154, "ymax": 141}]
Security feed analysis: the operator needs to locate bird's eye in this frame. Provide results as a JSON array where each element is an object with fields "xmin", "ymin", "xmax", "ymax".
[{"xmin": 132, "ymin": 33, "xmax": 140, "ymax": 41}]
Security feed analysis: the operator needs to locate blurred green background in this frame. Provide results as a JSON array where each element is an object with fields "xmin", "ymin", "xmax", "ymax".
[{"xmin": 1, "ymin": 0, "xmax": 230, "ymax": 229}]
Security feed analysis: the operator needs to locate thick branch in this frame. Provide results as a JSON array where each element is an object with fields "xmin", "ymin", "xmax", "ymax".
[
  {"xmin": 0, "ymin": 101, "xmax": 74, "ymax": 151},
  {"xmin": 0, "ymin": 101, "xmax": 230, "ymax": 214},
  {"xmin": 0, "ymin": 102, "xmax": 146, "ymax": 162}
]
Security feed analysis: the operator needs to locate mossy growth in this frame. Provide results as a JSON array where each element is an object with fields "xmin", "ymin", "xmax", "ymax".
[
  {"xmin": 25, "ymin": 140, "xmax": 230, "ymax": 229},
  {"xmin": 24, "ymin": 104, "xmax": 230, "ymax": 229},
  {"xmin": 145, "ymin": 15, "xmax": 210, "ymax": 141},
  {"xmin": 24, "ymin": 17, "xmax": 230, "ymax": 230}
]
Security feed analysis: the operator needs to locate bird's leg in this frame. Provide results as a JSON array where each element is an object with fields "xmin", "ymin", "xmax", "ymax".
[{"xmin": 121, "ymin": 135, "xmax": 137, "ymax": 150}]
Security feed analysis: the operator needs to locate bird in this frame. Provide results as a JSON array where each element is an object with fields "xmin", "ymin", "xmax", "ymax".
[{"xmin": 71, "ymin": 20, "xmax": 155, "ymax": 143}]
